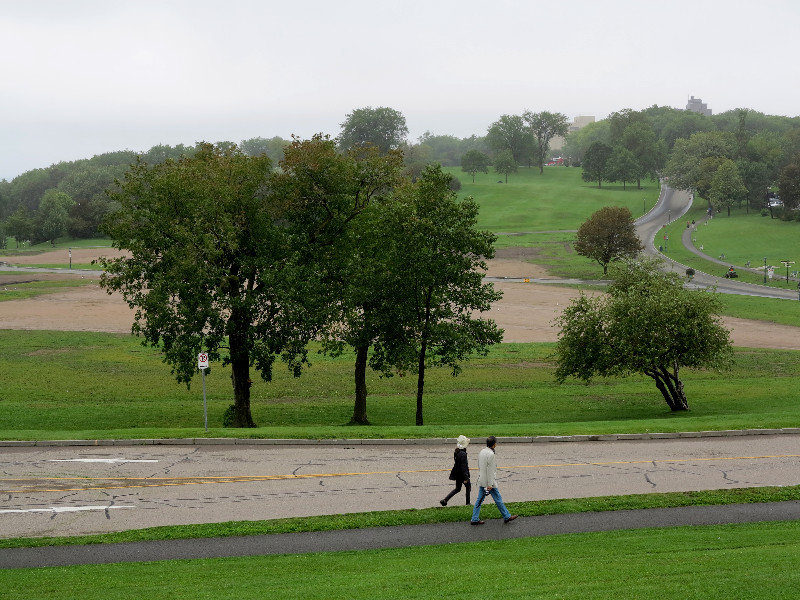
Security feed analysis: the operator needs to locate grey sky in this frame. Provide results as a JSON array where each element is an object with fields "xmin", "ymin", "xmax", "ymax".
[{"xmin": 2, "ymin": 0, "xmax": 798, "ymax": 180}]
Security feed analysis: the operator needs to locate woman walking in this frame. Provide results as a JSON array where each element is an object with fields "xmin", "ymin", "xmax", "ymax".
[{"xmin": 440, "ymin": 435, "xmax": 471, "ymax": 506}]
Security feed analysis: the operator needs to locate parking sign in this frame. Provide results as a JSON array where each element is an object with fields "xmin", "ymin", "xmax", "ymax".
[{"xmin": 198, "ymin": 353, "xmax": 209, "ymax": 369}]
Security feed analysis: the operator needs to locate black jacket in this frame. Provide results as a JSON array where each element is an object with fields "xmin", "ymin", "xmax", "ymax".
[{"xmin": 448, "ymin": 448, "xmax": 470, "ymax": 481}]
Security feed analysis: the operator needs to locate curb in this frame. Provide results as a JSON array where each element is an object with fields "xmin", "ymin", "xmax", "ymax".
[{"xmin": 2, "ymin": 428, "xmax": 799, "ymax": 447}]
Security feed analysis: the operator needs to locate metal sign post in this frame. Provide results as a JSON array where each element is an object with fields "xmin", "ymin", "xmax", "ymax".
[
  {"xmin": 198, "ymin": 352, "xmax": 209, "ymax": 432},
  {"xmin": 780, "ymin": 260, "xmax": 795, "ymax": 287}
]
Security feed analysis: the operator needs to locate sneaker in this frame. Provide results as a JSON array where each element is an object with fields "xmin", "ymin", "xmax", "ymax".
[
  {"xmin": 504, "ymin": 515, "xmax": 518, "ymax": 523},
  {"xmin": 439, "ymin": 500, "xmax": 447, "ymax": 507},
  {"xmin": 471, "ymin": 520, "xmax": 485, "ymax": 526}
]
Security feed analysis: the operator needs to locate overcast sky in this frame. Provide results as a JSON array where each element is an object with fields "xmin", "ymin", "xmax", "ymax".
[{"xmin": 2, "ymin": 0, "xmax": 798, "ymax": 180}]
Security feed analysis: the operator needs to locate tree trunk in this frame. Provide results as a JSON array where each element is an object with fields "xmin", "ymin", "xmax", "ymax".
[
  {"xmin": 229, "ymin": 307, "xmax": 256, "ymax": 428},
  {"xmin": 350, "ymin": 343, "xmax": 370, "ymax": 425},
  {"xmin": 646, "ymin": 364, "xmax": 688, "ymax": 411},
  {"xmin": 416, "ymin": 339, "xmax": 427, "ymax": 426}
]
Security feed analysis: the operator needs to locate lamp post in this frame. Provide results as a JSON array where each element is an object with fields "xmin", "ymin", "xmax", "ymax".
[{"xmin": 764, "ymin": 257, "xmax": 767, "ymax": 284}]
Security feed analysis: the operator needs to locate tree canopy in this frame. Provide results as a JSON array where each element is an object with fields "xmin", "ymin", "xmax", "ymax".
[
  {"xmin": 493, "ymin": 150, "xmax": 517, "ymax": 183},
  {"xmin": 338, "ymin": 106, "xmax": 409, "ymax": 154},
  {"xmin": 486, "ymin": 114, "xmax": 532, "ymax": 165},
  {"xmin": 523, "ymin": 110, "xmax": 570, "ymax": 174},
  {"xmin": 100, "ymin": 144, "xmax": 285, "ymax": 427},
  {"xmin": 461, "ymin": 149, "xmax": 491, "ymax": 182},
  {"xmin": 574, "ymin": 206, "xmax": 643, "ymax": 274},
  {"xmin": 581, "ymin": 141, "xmax": 613, "ymax": 188},
  {"xmin": 375, "ymin": 165, "xmax": 504, "ymax": 425},
  {"xmin": 778, "ymin": 153, "xmax": 800, "ymax": 211},
  {"xmin": 555, "ymin": 259, "xmax": 733, "ymax": 411}
]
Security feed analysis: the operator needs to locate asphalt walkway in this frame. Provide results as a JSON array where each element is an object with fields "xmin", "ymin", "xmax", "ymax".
[{"xmin": 3, "ymin": 501, "xmax": 800, "ymax": 569}]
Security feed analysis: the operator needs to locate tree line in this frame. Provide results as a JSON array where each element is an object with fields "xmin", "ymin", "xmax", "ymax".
[
  {"xmin": 566, "ymin": 106, "xmax": 800, "ymax": 216},
  {"xmin": 4, "ymin": 103, "xmax": 800, "ymax": 250}
]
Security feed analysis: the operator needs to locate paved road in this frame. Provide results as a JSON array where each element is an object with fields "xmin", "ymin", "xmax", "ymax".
[
  {"xmin": 635, "ymin": 185, "xmax": 799, "ymax": 300},
  {"xmin": 3, "ymin": 434, "xmax": 800, "ymax": 539}
]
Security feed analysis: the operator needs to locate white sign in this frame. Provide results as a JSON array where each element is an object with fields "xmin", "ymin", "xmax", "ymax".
[{"xmin": 198, "ymin": 352, "xmax": 209, "ymax": 369}]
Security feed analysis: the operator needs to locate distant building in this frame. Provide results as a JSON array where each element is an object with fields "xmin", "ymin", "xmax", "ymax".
[
  {"xmin": 550, "ymin": 115, "xmax": 595, "ymax": 152},
  {"xmin": 686, "ymin": 96, "xmax": 712, "ymax": 116}
]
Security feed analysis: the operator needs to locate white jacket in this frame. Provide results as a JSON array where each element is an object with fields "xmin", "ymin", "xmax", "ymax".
[{"xmin": 477, "ymin": 447, "xmax": 497, "ymax": 488}]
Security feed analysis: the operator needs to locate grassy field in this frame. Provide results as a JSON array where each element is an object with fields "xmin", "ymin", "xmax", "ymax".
[
  {"xmin": 3, "ymin": 520, "xmax": 799, "ymax": 599},
  {"xmin": 2, "ymin": 330, "xmax": 800, "ymax": 439},
  {"xmin": 446, "ymin": 165, "xmax": 661, "ymax": 232},
  {"xmin": 0, "ymin": 277, "xmax": 94, "ymax": 301}
]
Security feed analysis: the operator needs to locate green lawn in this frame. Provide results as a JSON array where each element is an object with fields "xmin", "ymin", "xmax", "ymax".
[
  {"xmin": 656, "ymin": 204, "xmax": 799, "ymax": 289},
  {"xmin": 446, "ymin": 165, "xmax": 661, "ymax": 232},
  {"xmin": 2, "ymin": 331, "xmax": 800, "ymax": 439},
  {"xmin": 4, "ymin": 521, "xmax": 799, "ymax": 599}
]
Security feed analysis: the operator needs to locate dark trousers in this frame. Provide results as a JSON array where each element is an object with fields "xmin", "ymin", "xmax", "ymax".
[{"xmin": 443, "ymin": 480, "xmax": 471, "ymax": 505}]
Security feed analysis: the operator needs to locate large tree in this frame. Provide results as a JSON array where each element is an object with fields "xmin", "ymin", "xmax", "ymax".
[
  {"xmin": 523, "ymin": 110, "xmax": 570, "ymax": 174},
  {"xmin": 460, "ymin": 149, "xmax": 491, "ymax": 182},
  {"xmin": 380, "ymin": 165, "xmax": 504, "ymax": 426},
  {"xmin": 4, "ymin": 206, "xmax": 33, "ymax": 247},
  {"xmin": 619, "ymin": 121, "xmax": 666, "ymax": 188},
  {"xmin": 317, "ymin": 200, "xmax": 403, "ymax": 426},
  {"xmin": 581, "ymin": 141, "xmax": 613, "ymax": 188},
  {"xmin": 662, "ymin": 131, "xmax": 737, "ymax": 194},
  {"xmin": 555, "ymin": 260, "xmax": 733, "ymax": 411},
  {"xmin": 493, "ymin": 149, "xmax": 517, "ymax": 183},
  {"xmin": 710, "ymin": 159, "xmax": 747, "ymax": 216},
  {"xmin": 574, "ymin": 206, "xmax": 643, "ymax": 274},
  {"xmin": 486, "ymin": 114, "xmax": 532, "ymax": 165},
  {"xmin": 778, "ymin": 154, "xmax": 800, "ymax": 211},
  {"xmin": 338, "ymin": 106, "xmax": 409, "ymax": 154},
  {"xmin": 34, "ymin": 189, "xmax": 73, "ymax": 245},
  {"xmin": 100, "ymin": 144, "xmax": 295, "ymax": 428},
  {"xmin": 274, "ymin": 138, "xmax": 405, "ymax": 426},
  {"xmin": 606, "ymin": 146, "xmax": 639, "ymax": 190}
]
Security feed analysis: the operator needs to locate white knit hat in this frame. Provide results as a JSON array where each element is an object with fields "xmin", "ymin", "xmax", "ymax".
[{"xmin": 456, "ymin": 435, "xmax": 470, "ymax": 449}]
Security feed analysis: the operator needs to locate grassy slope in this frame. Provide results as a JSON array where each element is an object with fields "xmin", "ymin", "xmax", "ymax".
[{"xmin": 447, "ymin": 165, "xmax": 660, "ymax": 232}]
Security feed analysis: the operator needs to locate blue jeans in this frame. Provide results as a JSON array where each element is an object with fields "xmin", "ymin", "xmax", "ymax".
[{"xmin": 471, "ymin": 486, "xmax": 512, "ymax": 522}]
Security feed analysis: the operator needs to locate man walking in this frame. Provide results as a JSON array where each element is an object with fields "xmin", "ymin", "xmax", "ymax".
[{"xmin": 471, "ymin": 435, "xmax": 518, "ymax": 525}]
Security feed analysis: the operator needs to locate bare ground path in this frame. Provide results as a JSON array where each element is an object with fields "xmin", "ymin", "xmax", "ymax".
[{"xmin": 1, "ymin": 247, "xmax": 799, "ymax": 349}]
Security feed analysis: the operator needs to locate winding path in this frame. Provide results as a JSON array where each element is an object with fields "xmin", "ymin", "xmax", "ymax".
[{"xmin": 635, "ymin": 184, "xmax": 799, "ymax": 301}]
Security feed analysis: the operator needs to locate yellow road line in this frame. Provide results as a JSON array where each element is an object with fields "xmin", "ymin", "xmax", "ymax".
[{"xmin": 2, "ymin": 454, "xmax": 798, "ymax": 494}]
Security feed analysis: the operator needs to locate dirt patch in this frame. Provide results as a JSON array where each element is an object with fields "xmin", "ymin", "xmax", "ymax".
[{"xmin": 1, "ymin": 247, "xmax": 799, "ymax": 351}]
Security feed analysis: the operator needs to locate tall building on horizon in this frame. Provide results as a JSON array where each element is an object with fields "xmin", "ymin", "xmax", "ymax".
[
  {"xmin": 550, "ymin": 115, "xmax": 595, "ymax": 152},
  {"xmin": 686, "ymin": 96, "xmax": 712, "ymax": 116}
]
